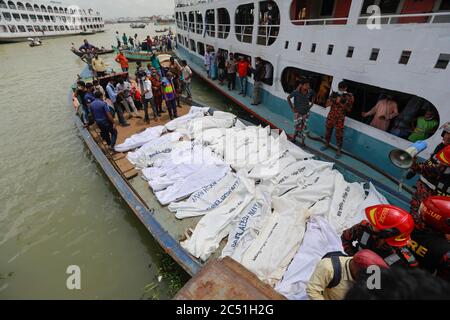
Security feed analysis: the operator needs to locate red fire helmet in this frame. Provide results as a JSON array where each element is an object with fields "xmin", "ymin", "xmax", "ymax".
[
  {"xmin": 437, "ymin": 145, "xmax": 450, "ymax": 166},
  {"xmin": 365, "ymin": 205, "xmax": 415, "ymax": 247},
  {"xmin": 419, "ymin": 196, "xmax": 450, "ymax": 235},
  {"xmin": 352, "ymin": 249, "xmax": 389, "ymax": 270}
]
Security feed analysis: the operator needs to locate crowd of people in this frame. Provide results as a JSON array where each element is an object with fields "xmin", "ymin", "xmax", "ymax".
[
  {"xmin": 202, "ymin": 47, "xmax": 271, "ymax": 107},
  {"xmin": 74, "ymin": 50, "xmax": 194, "ymax": 151},
  {"xmin": 115, "ymin": 31, "xmax": 174, "ymax": 53}
]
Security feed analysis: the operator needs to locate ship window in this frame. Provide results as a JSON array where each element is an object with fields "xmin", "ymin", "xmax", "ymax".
[
  {"xmin": 205, "ymin": 9, "xmax": 215, "ymax": 37},
  {"xmin": 435, "ymin": 53, "xmax": 450, "ymax": 69},
  {"xmin": 26, "ymin": 25, "xmax": 32, "ymax": 31},
  {"xmin": 0, "ymin": 24, "xmax": 7, "ymax": 32},
  {"xmin": 8, "ymin": 24, "xmax": 17, "ymax": 32},
  {"xmin": 47, "ymin": 5, "xmax": 52, "ymax": 13},
  {"xmin": 257, "ymin": 1, "xmax": 280, "ymax": 46},
  {"xmin": 59, "ymin": 7, "xmax": 63, "ymax": 14},
  {"xmin": 18, "ymin": 25, "xmax": 25, "ymax": 32},
  {"xmin": 297, "ymin": 42, "xmax": 302, "ymax": 51},
  {"xmin": 235, "ymin": 3, "xmax": 254, "ymax": 43},
  {"xmin": 281, "ymin": 66, "xmax": 333, "ymax": 107},
  {"xmin": 440, "ymin": 0, "xmax": 450, "ymax": 11},
  {"xmin": 188, "ymin": 11, "xmax": 195, "ymax": 32},
  {"xmin": 311, "ymin": 43, "xmax": 316, "ymax": 52},
  {"xmin": 0, "ymin": 0, "xmax": 6, "ymax": 9},
  {"xmin": 370, "ymin": 48, "xmax": 380, "ymax": 61},
  {"xmin": 17, "ymin": 2, "xmax": 24, "ymax": 10},
  {"xmin": 40, "ymin": 5, "xmax": 46, "ymax": 12},
  {"xmin": 321, "ymin": 0, "xmax": 336, "ymax": 16},
  {"xmin": 344, "ymin": 79, "xmax": 440, "ymax": 140},
  {"xmin": 399, "ymin": 50, "xmax": 411, "ymax": 65},
  {"xmin": 361, "ymin": 0, "xmax": 401, "ymax": 15},
  {"xmin": 197, "ymin": 42, "xmax": 205, "ymax": 56},
  {"xmin": 189, "ymin": 39, "xmax": 196, "ymax": 52},
  {"xmin": 262, "ymin": 59, "xmax": 274, "ymax": 86},
  {"xmin": 218, "ymin": 8, "xmax": 230, "ymax": 39},
  {"xmin": 195, "ymin": 11, "xmax": 203, "ymax": 35},
  {"xmin": 20, "ymin": 13, "xmax": 28, "ymax": 21},
  {"xmin": 13, "ymin": 13, "xmax": 20, "ymax": 21},
  {"xmin": 29, "ymin": 14, "xmax": 35, "ymax": 21},
  {"xmin": 48, "ymin": 25, "xmax": 54, "ymax": 31},
  {"xmin": 25, "ymin": 3, "xmax": 31, "ymax": 11},
  {"xmin": 41, "ymin": 25, "xmax": 47, "ymax": 31},
  {"xmin": 285, "ymin": 41, "xmax": 289, "ymax": 49},
  {"xmin": 327, "ymin": 44, "xmax": 334, "ymax": 55},
  {"xmin": 3, "ymin": 12, "xmax": 11, "ymax": 21},
  {"xmin": 44, "ymin": 15, "xmax": 50, "ymax": 22},
  {"xmin": 290, "ymin": 0, "xmax": 351, "ymax": 25},
  {"xmin": 347, "ymin": 46, "xmax": 354, "ymax": 58},
  {"xmin": 33, "ymin": 4, "xmax": 39, "ymax": 12},
  {"xmin": 37, "ymin": 15, "xmax": 43, "ymax": 22},
  {"xmin": 7, "ymin": 1, "xmax": 16, "ymax": 10}
]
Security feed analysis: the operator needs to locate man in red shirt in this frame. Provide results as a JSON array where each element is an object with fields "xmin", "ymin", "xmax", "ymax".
[
  {"xmin": 115, "ymin": 49, "xmax": 129, "ymax": 72},
  {"xmin": 146, "ymin": 36, "xmax": 153, "ymax": 53},
  {"xmin": 237, "ymin": 56, "xmax": 250, "ymax": 97}
]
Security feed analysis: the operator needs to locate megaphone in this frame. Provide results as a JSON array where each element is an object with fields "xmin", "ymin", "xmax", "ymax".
[{"xmin": 389, "ymin": 141, "xmax": 428, "ymax": 169}]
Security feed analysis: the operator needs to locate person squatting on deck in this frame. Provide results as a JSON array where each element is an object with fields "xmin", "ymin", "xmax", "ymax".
[
  {"xmin": 287, "ymin": 78, "xmax": 315, "ymax": 146},
  {"xmin": 322, "ymin": 81, "xmax": 355, "ymax": 158},
  {"xmin": 116, "ymin": 78, "xmax": 141, "ymax": 119},
  {"xmin": 90, "ymin": 91, "xmax": 118, "ymax": 150},
  {"xmin": 306, "ymin": 250, "xmax": 388, "ymax": 300},
  {"xmin": 407, "ymin": 123, "xmax": 450, "ymax": 226},
  {"xmin": 341, "ymin": 204, "xmax": 418, "ymax": 269}
]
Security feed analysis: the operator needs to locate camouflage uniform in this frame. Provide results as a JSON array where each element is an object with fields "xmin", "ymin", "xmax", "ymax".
[
  {"xmin": 341, "ymin": 220, "xmax": 418, "ymax": 269},
  {"xmin": 410, "ymin": 143, "xmax": 450, "ymax": 228},
  {"xmin": 325, "ymin": 93, "xmax": 354, "ymax": 149},
  {"xmin": 294, "ymin": 113, "xmax": 309, "ymax": 142}
]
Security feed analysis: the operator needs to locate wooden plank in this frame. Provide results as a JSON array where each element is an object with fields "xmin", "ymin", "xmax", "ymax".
[
  {"xmin": 174, "ymin": 257, "xmax": 287, "ymax": 300},
  {"xmin": 124, "ymin": 168, "xmax": 139, "ymax": 180},
  {"xmin": 115, "ymin": 157, "xmax": 135, "ymax": 173}
]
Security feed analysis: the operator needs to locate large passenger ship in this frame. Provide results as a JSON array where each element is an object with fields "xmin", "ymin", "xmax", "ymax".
[
  {"xmin": 174, "ymin": 0, "xmax": 450, "ymax": 183},
  {"xmin": 0, "ymin": 0, "xmax": 105, "ymax": 42}
]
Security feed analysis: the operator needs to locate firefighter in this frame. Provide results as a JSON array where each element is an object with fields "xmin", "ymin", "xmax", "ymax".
[
  {"xmin": 408, "ymin": 122, "xmax": 450, "ymax": 228},
  {"xmin": 342, "ymin": 204, "xmax": 418, "ymax": 268},
  {"xmin": 409, "ymin": 196, "xmax": 450, "ymax": 281}
]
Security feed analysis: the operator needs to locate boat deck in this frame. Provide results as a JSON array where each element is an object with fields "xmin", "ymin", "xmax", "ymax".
[{"xmin": 87, "ymin": 102, "xmax": 227, "ymax": 266}]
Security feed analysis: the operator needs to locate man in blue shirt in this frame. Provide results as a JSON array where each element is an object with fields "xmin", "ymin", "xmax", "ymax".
[
  {"xmin": 106, "ymin": 79, "xmax": 129, "ymax": 127},
  {"xmin": 79, "ymin": 39, "xmax": 97, "ymax": 53},
  {"xmin": 90, "ymin": 91, "xmax": 118, "ymax": 149},
  {"xmin": 82, "ymin": 83, "xmax": 96, "ymax": 127}
]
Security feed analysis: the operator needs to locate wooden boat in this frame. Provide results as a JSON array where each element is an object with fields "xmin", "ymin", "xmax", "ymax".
[
  {"xmin": 69, "ymin": 56, "xmax": 413, "ymax": 299},
  {"xmin": 130, "ymin": 23, "xmax": 146, "ymax": 29},
  {"xmin": 112, "ymin": 46, "xmax": 173, "ymax": 62},
  {"xmin": 155, "ymin": 28, "xmax": 169, "ymax": 33},
  {"xmin": 71, "ymin": 48, "xmax": 115, "ymax": 58}
]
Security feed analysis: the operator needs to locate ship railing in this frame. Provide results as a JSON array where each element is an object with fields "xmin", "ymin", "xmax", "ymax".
[
  {"xmin": 188, "ymin": 22, "xmax": 195, "ymax": 32},
  {"xmin": 235, "ymin": 24, "xmax": 253, "ymax": 43},
  {"xmin": 217, "ymin": 23, "xmax": 230, "ymax": 39},
  {"xmin": 357, "ymin": 11, "xmax": 450, "ymax": 25},
  {"xmin": 291, "ymin": 17, "xmax": 348, "ymax": 26},
  {"xmin": 257, "ymin": 24, "xmax": 280, "ymax": 46},
  {"xmin": 205, "ymin": 23, "xmax": 216, "ymax": 37}
]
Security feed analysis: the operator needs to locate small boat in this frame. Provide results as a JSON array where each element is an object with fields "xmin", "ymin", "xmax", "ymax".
[
  {"xmin": 71, "ymin": 47, "xmax": 115, "ymax": 58},
  {"xmin": 155, "ymin": 28, "xmax": 169, "ymax": 33},
  {"xmin": 28, "ymin": 38, "xmax": 42, "ymax": 47},
  {"xmin": 80, "ymin": 30, "xmax": 96, "ymax": 35},
  {"xmin": 130, "ymin": 23, "xmax": 146, "ymax": 29}
]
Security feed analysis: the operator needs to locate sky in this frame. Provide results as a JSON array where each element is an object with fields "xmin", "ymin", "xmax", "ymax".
[{"xmin": 70, "ymin": 0, "xmax": 176, "ymax": 19}]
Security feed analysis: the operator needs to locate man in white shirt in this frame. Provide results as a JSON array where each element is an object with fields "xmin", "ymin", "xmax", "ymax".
[
  {"xmin": 181, "ymin": 60, "xmax": 193, "ymax": 99},
  {"xmin": 143, "ymin": 77, "xmax": 159, "ymax": 123}
]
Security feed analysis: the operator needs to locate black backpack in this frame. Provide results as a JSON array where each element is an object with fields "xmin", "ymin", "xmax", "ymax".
[{"xmin": 322, "ymin": 251, "xmax": 348, "ymax": 289}]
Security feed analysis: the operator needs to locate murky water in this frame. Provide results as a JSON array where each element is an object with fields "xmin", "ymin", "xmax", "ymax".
[{"xmin": 0, "ymin": 23, "xmax": 245, "ymax": 300}]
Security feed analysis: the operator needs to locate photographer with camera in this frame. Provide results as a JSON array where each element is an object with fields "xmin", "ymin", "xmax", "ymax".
[{"xmin": 322, "ymin": 81, "xmax": 354, "ymax": 158}]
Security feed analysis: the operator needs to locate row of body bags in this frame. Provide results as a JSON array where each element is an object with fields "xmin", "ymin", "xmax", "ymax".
[{"xmin": 122, "ymin": 106, "xmax": 390, "ymax": 299}]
